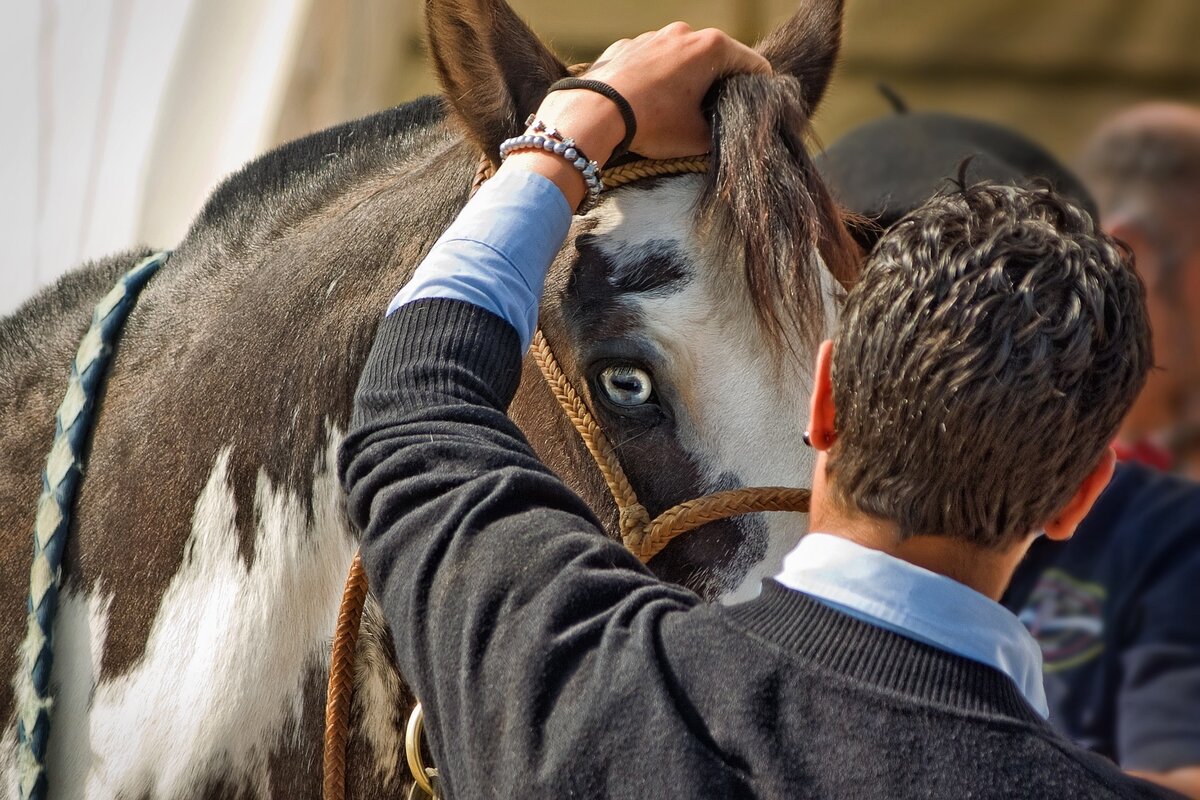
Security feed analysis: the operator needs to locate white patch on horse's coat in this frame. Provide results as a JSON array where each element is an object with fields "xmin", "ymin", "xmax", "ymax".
[
  {"xmin": 29, "ymin": 432, "xmax": 359, "ymax": 799},
  {"xmin": 353, "ymin": 597, "xmax": 406, "ymax": 783},
  {"xmin": 1, "ymin": 722, "xmax": 18, "ymax": 800},
  {"xmin": 594, "ymin": 180, "xmax": 839, "ymax": 602},
  {"xmin": 30, "ymin": 590, "xmax": 115, "ymax": 799}
]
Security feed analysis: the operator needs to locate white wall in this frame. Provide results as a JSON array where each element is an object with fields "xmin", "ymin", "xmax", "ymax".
[{"xmin": 0, "ymin": 0, "xmax": 311, "ymax": 318}]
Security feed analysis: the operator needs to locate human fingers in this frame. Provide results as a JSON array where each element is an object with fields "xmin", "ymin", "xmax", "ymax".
[
  {"xmin": 701, "ymin": 30, "xmax": 772, "ymax": 77},
  {"xmin": 529, "ymin": 24, "xmax": 772, "ymax": 164},
  {"xmin": 588, "ymin": 25, "xmax": 757, "ymax": 158}
]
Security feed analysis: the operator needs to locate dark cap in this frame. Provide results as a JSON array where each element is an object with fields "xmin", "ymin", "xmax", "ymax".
[{"xmin": 815, "ymin": 111, "xmax": 1098, "ymax": 249}]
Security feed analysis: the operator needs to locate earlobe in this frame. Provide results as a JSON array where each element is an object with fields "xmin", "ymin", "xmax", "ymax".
[{"xmin": 1044, "ymin": 447, "xmax": 1116, "ymax": 541}]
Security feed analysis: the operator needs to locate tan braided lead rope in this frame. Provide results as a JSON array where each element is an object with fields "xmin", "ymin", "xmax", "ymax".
[
  {"xmin": 323, "ymin": 153, "xmax": 811, "ymax": 800},
  {"xmin": 530, "ymin": 329, "xmax": 811, "ymax": 560},
  {"xmin": 472, "ymin": 153, "xmax": 712, "ymax": 196}
]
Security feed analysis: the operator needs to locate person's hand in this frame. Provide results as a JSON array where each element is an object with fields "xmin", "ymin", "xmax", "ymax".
[
  {"xmin": 503, "ymin": 23, "xmax": 771, "ymax": 209},
  {"xmin": 579, "ymin": 23, "xmax": 772, "ymax": 160}
]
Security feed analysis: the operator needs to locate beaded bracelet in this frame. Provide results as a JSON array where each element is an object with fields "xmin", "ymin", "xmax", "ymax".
[{"xmin": 499, "ymin": 116, "xmax": 603, "ymax": 212}]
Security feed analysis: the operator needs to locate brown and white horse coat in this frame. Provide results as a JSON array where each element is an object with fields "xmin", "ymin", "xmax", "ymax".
[{"xmin": 0, "ymin": 0, "xmax": 856, "ymax": 796}]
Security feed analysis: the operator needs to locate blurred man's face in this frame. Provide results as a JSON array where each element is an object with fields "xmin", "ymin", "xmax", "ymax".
[{"xmin": 1112, "ymin": 219, "xmax": 1200, "ymax": 436}]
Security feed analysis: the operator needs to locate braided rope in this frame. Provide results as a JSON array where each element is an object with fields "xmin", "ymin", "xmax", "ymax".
[
  {"xmin": 16, "ymin": 251, "xmax": 168, "ymax": 800},
  {"xmin": 603, "ymin": 156, "xmax": 710, "ymax": 189},
  {"xmin": 323, "ymin": 552, "xmax": 369, "ymax": 800},
  {"xmin": 634, "ymin": 487, "xmax": 811, "ymax": 562},
  {"xmin": 472, "ymin": 154, "xmax": 710, "ymax": 198},
  {"xmin": 530, "ymin": 330, "xmax": 650, "ymax": 541},
  {"xmin": 530, "ymin": 329, "xmax": 809, "ymax": 560}
]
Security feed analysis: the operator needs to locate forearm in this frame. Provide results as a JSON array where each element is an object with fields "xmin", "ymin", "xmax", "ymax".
[{"xmin": 389, "ymin": 166, "xmax": 573, "ymax": 351}]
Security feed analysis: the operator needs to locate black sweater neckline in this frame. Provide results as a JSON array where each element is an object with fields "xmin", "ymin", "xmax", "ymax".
[{"xmin": 729, "ymin": 581, "xmax": 1046, "ymax": 724}]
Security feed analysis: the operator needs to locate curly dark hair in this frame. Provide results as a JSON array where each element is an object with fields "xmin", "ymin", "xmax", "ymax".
[{"xmin": 827, "ymin": 181, "xmax": 1151, "ymax": 547}]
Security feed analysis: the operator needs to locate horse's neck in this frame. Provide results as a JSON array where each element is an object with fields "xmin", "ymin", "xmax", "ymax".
[{"xmin": 0, "ymin": 112, "xmax": 530, "ymax": 799}]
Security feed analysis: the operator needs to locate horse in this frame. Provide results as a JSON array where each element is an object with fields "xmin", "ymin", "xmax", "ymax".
[{"xmin": 0, "ymin": 0, "xmax": 857, "ymax": 796}]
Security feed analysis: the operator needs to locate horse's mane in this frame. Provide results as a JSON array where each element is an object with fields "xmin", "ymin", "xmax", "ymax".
[
  {"xmin": 0, "ymin": 249, "xmax": 153, "ymax": 390},
  {"xmin": 702, "ymin": 73, "xmax": 859, "ymax": 351},
  {"xmin": 190, "ymin": 95, "xmax": 448, "ymax": 234}
]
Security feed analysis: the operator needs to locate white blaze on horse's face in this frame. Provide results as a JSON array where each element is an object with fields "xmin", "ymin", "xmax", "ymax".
[{"xmin": 587, "ymin": 176, "xmax": 840, "ymax": 603}]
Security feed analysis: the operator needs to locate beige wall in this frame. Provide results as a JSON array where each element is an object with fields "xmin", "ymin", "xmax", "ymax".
[
  {"xmin": 826, "ymin": 0, "xmax": 1200, "ymax": 162},
  {"xmin": 273, "ymin": 0, "xmax": 1200, "ymax": 165}
]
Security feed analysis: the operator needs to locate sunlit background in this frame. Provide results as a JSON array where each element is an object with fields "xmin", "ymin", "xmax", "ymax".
[{"xmin": 3, "ymin": 0, "xmax": 1199, "ymax": 316}]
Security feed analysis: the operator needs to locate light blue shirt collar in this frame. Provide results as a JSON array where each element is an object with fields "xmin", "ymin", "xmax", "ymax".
[{"xmin": 775, "ymin": 533, "xmax": 1048, "ymax": 717}]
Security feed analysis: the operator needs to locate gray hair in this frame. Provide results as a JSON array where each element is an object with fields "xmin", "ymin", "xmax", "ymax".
[{"xmin": 1078, "ymin": 104, "xmax": 1200, "ymax": 251}]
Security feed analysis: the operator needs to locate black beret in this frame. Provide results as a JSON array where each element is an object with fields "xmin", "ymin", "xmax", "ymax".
[{"xmin": 815, "ymin": 111, "xmax": 1098, "ymax": 249}]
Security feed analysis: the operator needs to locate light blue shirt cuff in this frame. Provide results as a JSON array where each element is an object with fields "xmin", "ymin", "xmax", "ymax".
[{"xmin": 387, "ymin": 167, "xmax": 574, "ymax": 351}]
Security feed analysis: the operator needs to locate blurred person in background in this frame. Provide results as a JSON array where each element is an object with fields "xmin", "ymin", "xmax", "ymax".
[
  {"xmin": 1078, "ymin": 103, "xmax": 1200, "ymax": 478},
  {"xmin": 818, "ymin": 109, "xmax": 1200, "ymax": 799}
]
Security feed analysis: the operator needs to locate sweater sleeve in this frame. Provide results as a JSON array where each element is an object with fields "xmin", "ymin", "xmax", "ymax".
[{"xmin": 338, "ymin": 298, "xmax": 733, "ymax": 797}]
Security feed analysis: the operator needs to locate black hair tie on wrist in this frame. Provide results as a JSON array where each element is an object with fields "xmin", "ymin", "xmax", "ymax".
[{"xmin": 546, "ymin": 78, "xmax": 638, "ymax": 160}]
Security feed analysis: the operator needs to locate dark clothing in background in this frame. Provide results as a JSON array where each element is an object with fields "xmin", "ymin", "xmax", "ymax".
[
  {"xmin": 1005, "ymin": 463, "xmax": 1200, "ymax": 772},
  {"xmin": 340, "ymin": 298, "xmax": 1174, "ymax": 798}
]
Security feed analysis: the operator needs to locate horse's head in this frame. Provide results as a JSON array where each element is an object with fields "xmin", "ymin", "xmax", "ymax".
[{"xmin": 426, "ymin": 0, "xmax": 858, "ymax": 601}]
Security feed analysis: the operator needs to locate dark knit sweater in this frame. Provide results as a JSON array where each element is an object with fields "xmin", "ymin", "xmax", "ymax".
[{"xmin": 339, "ymin": 299, "xmax": 1176, "ymax": 799}]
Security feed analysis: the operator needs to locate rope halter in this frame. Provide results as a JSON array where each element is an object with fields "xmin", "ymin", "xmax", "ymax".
[
  {"xmin": 483, "ymin": 152, "xmax": 812, "ymax": 561},
  {"xmin": 324, "ymin": 152, "xmax": 815, "ymax": 800}
]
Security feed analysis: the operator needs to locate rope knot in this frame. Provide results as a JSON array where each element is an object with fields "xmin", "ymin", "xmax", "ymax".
[{"xmin": 618, "ymin": 504, "xmax": 651, "ymax": 547}]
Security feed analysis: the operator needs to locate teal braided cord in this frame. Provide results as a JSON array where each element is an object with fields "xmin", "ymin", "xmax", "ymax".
[{"xmin": 15, "ymin": 251, "xmax": 169, "ymax": 800}]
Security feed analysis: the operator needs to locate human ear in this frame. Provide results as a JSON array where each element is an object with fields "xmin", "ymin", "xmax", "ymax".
[
  {"xmin": 1044, "ymin": 447, "xmax": 1116, "ymax": 541},
  {"xmin": 806, "ymin": 339, "xmax": 837, "ymax": 451}
]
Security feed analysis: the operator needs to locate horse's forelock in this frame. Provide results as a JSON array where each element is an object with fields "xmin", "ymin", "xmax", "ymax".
[{"xmin": 700, "ymin": 73, "xmax": 859, "ymax": 352}]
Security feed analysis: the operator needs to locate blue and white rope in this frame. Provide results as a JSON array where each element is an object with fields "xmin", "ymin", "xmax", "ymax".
[{"xmin": 16, "ymin": 251, "xmax": 169, "ymax": 800}]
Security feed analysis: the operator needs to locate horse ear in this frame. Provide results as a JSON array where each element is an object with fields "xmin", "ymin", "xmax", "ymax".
[
  {"xmin": 425, "ymin": 0, "xmax": 569, "ymax": 161},
  {"xmin": 755, "ymin": 0, "xmax": 845, "ymax": 114}
]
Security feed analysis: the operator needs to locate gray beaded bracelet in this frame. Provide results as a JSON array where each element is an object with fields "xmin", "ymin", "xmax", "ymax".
[{"xmin": 499, "ymin": 116, "xmax": 603, "ymax": 212}]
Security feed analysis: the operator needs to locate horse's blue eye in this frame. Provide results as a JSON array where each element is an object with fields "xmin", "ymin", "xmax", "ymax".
[{"xmin": 599, "ymin": 366, "xmax": 654, "ymax": 407}]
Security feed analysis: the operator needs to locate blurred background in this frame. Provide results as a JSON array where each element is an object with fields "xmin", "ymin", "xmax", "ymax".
[{"xmin": 2, "ymin": 0, "xmax": 1199, "ymax": 316}]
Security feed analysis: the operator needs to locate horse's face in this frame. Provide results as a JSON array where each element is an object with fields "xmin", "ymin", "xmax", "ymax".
[
  {"xmin": 430, "ymin": 0, "xmax": 856, "ymax": 600},
  {"xmin": 536, "ymin": 176, "xmax": 839, "ymax": 600}
]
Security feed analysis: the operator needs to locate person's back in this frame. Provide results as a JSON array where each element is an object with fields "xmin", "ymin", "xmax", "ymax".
[
  {"xmin": 635, "ymin": 180, "xmax": 1169, "ymax": 799},
  {"xmin": 640, "ymin": 590, "xmax": 1162, "ymax": 798},
  {"xmin": 816, "ymin": 109, "xmax": 1200, "ymax": 797}
]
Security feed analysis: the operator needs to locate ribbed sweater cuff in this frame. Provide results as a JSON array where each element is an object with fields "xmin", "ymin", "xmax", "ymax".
[{"xmin": 355, "ymin": 298, "xmax": 524, "ymax": 422}]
